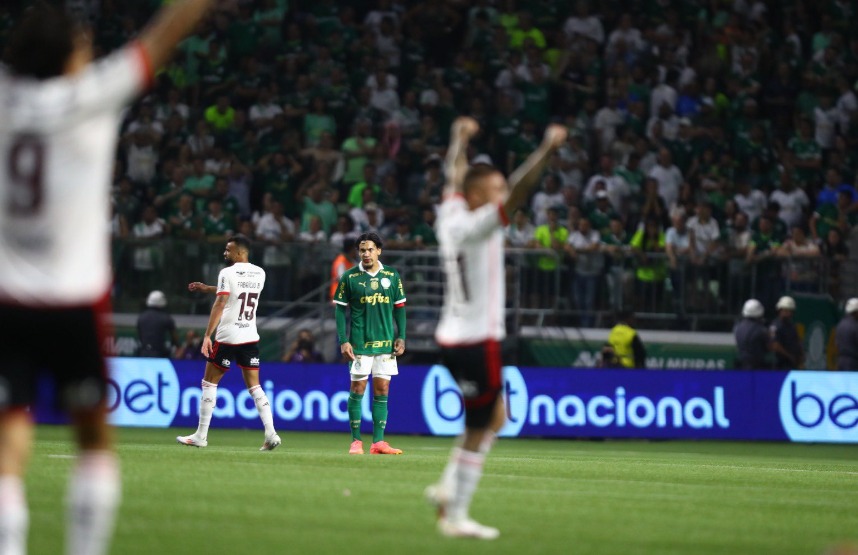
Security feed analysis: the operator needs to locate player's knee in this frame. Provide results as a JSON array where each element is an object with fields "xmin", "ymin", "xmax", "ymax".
[
  {"xmin": 372, "ymin": 378, "xmax": 390, "ymax": 396},
  {"xmin": 350, "ymin": 379, "xmax": 368, "ymax": 394}
]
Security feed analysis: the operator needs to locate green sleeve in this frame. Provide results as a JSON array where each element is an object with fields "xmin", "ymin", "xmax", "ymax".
[
  {"xmin": 336, "ymin": 304, "xmax": 349, "ymax": 345},
  {"xmin": 393, "ymin": 271, "xmax": 406, "ymax": 304},
  {"xmin": 394, "ymin": 305, "xmax": 406, "ymax": 340},
  {"xmin": 333, "ymin": 272, "xmax": 350, "ymax": 305}
]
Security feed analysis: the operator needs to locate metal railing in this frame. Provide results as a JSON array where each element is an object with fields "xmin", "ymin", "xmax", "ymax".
[{"xmin": 112, "ymin": 239, "xmax": 856, "ymax": 353}]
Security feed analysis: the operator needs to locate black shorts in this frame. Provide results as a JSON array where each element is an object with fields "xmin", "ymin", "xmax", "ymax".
[
  {"xmin": 0, "ymin": 298, "xmax": 110, "ymax": 411},
  {"xmin": 439, "ymin": 340, "xmax": 502, "ymax": 428},
  {"xmin": 207, "ymin": 341, "xmax": 260, "ymax": 371}
]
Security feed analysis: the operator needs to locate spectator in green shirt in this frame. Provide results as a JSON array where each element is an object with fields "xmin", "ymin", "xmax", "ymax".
[
  {"xmin": 202, "ymin": 198, "xmax": 235, "ymax": 243},
  {"xmin": 508, "ymin": 10, "xmax": 546, "ymax": 49},
  {"xmin": 812, "ymin": 190, "xmax": 858, "ymax": 242},
  {"xmin": 530, "ymin": 207, "xmax": 568, "ymax": 308},
  {"xmin": 630, "ymin": 217, "xmax": 666, "ymax": 312},
  {"xmin": 746, "ymin": 215, "xmax": 784, "ymax": 311},
  {"xmin": 341, "ymin": 118, "xmax": 377, "ymax": 187},
  {"xmin": 413, "ymin": 206, "xmax": 438, "ymax": 248},
  {"xmin": 346, "ymin": 162, "xmax": 381, "ymax": 208},
  {"xmin": 183, "ymin": 158, "xmax": 216, "ymax": 212},
  {"xmin": 303, "ymin": 96, "xmax": 337, "ymax": 148},
  {"xmin": 204, "ymin": 95, "xmax": 236, "ymax": 133}
]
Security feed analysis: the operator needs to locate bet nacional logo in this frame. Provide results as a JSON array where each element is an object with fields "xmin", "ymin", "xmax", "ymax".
[
  {"xmin": 106, "ymin": 358, "xmax": 180, "ymax": 427},
  {"xmin": 421, "ymin": 365, "xmax": 528, "ymax": 437},
  {"xmin": 779, "ymin": 371, "xmax": 858, "ymax": 442}
]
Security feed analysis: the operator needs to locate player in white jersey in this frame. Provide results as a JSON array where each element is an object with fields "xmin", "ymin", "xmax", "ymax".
[
  {"xmin": 425, "ymin": 118, "xmax": 567, "ymax": 540},
  {"xmin": 177, "ymin": 235, "xmax": 282, "ymax": 451},
  {"xmin": 0, "ymin": 3, "xmax": 216, "ymax": 555}
]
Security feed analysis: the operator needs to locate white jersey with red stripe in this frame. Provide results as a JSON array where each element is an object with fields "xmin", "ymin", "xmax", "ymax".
[
  {"xmin": 434, "ymin": 194, "xmax": 509, "ymax": 346},
  {"xmin": 215, "ymin": 262, "xmax": 266, "ymax": 344},
  {"xmin": 0, "ymin": 44, "xmax": 152, "ymax": 306}
]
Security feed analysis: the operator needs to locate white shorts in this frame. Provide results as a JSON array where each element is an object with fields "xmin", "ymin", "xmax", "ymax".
[{"xmin": 349, "ymin": 354, "xmax": 399, "ymax": 381}]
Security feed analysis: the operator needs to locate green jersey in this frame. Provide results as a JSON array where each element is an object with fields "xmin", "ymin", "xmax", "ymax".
[{"xmin": 334, "ymin": 263, "xmax": 406, "ymax": 355}]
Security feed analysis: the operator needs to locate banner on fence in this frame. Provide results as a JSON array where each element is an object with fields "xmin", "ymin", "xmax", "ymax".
[{"xmin": 35, "ymin": 360, "xmax": 858, "ymax": 443}]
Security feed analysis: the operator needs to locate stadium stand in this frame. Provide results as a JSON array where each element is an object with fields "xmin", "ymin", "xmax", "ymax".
[{"xmin": 3, "ymin": 0, "xmax": 857, "ymax": 343}]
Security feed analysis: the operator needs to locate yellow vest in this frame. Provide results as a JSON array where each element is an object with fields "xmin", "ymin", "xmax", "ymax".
[{"xmin": 608, "ymin": 323, "xmax": 637, "ymax": 368}]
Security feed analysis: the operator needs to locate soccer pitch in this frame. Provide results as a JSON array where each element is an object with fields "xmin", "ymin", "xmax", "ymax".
[{"xmin": 28, "ymin": 426, "xmax": 858, "ymax": 555}]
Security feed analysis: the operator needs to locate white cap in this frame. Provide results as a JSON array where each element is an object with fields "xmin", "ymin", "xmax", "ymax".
[
  {"xmin": 776, "ymin": 296, "xmax": 796, "ymax": 311},
  {"xmin": 146, "ymin": 290, "xmax": 167, "ymax": 308},
  {"xmin": 846, "ymin": 298, "xmax": 858, "ymax": 314},
  {"xmin": 742, "ymin": 299, "xmax": 764, "ymax": 318},
  {"xmin": 471, "ymin": 154, "xmax": 494, "ymax": 166}
]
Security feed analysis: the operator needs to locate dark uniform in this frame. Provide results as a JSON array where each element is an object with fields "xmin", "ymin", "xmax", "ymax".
[
  {"xmin": 734, "ymin": 318, "xmax": 770, "ymax": 369},
  {"xmin": 136, "ymin": 308, "xmax": 176, "ymax": 357},
  {"xmin": 770, "ymin": 317, "xmax": 803, "ymax": 370},
  {"xmin": 835, "ymin": 316, "xmax": 858, "ymax": 370}
]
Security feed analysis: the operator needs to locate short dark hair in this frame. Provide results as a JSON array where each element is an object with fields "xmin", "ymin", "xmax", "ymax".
[
  {"xmin": 4, "ymin": 3, "xmax": 83, "ymax": 80},
  {"xmin": 463, "ymin": 165, "xmax": 502, "ymax": 195},
  {"xmin": 228, "ymin": 234, "xmax": 252, "ymax": 252},
  {"xmin": 356, "ymin": 232, "xmax": 383, "ymax": 250}
]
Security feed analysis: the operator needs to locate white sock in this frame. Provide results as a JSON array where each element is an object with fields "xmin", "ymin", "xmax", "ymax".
[
  {"xmin": 0, "ymin": 475, "xmax": 28, "ymax": 555},
  {"xmin": 439, "ymin": 441, "xmax": 463, "ymax": 494},
  {"xmin": 65, "ymin": 451, "xmax": 120, "ymax": 555},
  {"xmin": 446, "ymin": 449, "xmax": 485, "ymax": 523},
  {"xmin": 479, "ymin": 430, "xmax": 497, "ymax": 454},
  {"xmin": 249, "ymin": 385, "xmax": 275, "ymax": 436},
  {"xmin": 440, "ymin": 430, "xmax": 494, "ymax": 494},
  {"xmin": 196, "ymin": 380, "xmax": 217, "ymax": 439}
]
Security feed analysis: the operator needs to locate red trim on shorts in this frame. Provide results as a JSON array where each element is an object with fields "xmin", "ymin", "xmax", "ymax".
[
  {"xmin": 93, "ymin": 292, "xmax": 113, "ymax": 378},
  {"xmin": 210, "ymin": 341, "xmax": 220, "ymax": 359},
  {"xmin": 207, "ymin": 361, "xmax": 229, "ymax": 371},
  {"xmin": 216, "ymin": 291, "xmax": 230, "ymax": 296},
  {"xmin": 497, "ymin": 203, "xmax": 510, "ymax": 226},
  {"xmin": 466, "ymin": 340, "xmax": 502, "ymax": 408},
  {"xmin": 131, "ymin": 41, "xmax": 154, "ymax": 89},
  {"xmin": 0, "ymin": 406, "xmax": 33, "ymax": 417},
  {"xmin": 238, "ymin": 365, "xmax": 259, "ymax": 371}
]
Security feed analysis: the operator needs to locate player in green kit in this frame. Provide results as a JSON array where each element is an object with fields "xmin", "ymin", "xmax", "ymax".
[{"xmin": 334, "ymin": 232, "xmax": 407, "ymax": 455}]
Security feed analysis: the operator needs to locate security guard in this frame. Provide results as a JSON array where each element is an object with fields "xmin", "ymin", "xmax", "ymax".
[
  {"xmin": 136, "ymin": 290, "xmax": 179, "ymax": 357},
  {"xmin": 734, "ymin": 299, "xmax": 771, "ymax": 369},
  {"xmin": 770, "ymin": 296, "xmax": 804, "ymax": 369},
  {"xmin": 835, "ymin": 298, "xmax": 858, "ymax": 370},
  {"xmin": 607, "ymin": 311, "xmax": 647, "ymax": 368}
]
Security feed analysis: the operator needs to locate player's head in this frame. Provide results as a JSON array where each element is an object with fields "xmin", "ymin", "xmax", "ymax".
[
  {"xmin": 356, "ymin": 232, "xmax": 383, "ymax": 270},
  {"xmin": 462, "ymin": 165, "xmax": 506, "ymax": 210},
  {"xmin": 224, "ymin": 234, "xmax": 251, "ymax": 265},
  {"xmin": 4, "ymin": 3, "xmax": 92, "ymax": 79}
]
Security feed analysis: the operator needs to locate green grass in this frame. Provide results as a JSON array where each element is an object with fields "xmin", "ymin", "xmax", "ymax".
[{"xmin": 27, "ymin": 426, "xmax": 858, "ymax": 555}]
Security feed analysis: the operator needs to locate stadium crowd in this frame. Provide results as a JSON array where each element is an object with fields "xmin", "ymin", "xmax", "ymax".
[{"xmin": 4, "ymin": 0, "xmax": 857, "ymax": 320}]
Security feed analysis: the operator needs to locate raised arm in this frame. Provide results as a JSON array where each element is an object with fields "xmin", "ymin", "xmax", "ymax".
[
  {"xmin": 138, "ymin": 0, "xmax": 218, "ymax": 71},
  {"xmin": 188, "ymin": 282, "xmax": 217, "ymax": 294},
  {"xmin": 442, "ymin": 117, "xmax": 480, "ymax": 198},
  {"xmin": 504, "ymin": 125, "xmax": 568, "ymax": 215}
]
